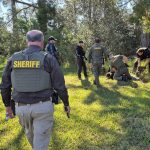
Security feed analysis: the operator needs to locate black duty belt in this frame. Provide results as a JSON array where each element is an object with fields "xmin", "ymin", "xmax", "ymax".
[{"xmin": 16, "ymin": 97, "xmax": 52, "ymax": 107}]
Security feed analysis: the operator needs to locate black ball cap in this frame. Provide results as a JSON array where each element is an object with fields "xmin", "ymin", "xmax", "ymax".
[
  {"xmin": 48, "ymin": 36, "xmax": 57, "ymax": 41},
  {"xmin": 79, "ymin": 40, "xmax": 84, "ymax": 43}
]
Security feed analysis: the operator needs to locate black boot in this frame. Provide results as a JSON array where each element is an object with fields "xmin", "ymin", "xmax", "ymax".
[{"xmin": 78, "ymin": 74, "xmax": 81, "ymax": 80}]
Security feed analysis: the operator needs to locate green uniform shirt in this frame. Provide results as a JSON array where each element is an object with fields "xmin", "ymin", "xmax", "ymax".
[
  {"xmin": 89, "ymin": 43, "xmax": 110, "ymax": 64},
  {"xmin": 111, "ymin": 55, "xmax": 128, "ymax": 73}
]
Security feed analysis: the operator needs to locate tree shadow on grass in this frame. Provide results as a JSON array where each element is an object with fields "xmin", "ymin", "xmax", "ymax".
[
  {"xmin": 66, "ymin": 78, "xmax": 91, "ymax": 90},
  {"xmin": 70, "ymin": 113, "xmax": 122, "ymax": 149},
  {"xmin": 98, "ymin": 97, "xmax": 150, "ymax": 149},
  {"xmin": 49, "ymin": 122, "xmax": 69, "ymax": 150},
  {"xmin": 84, "ymin": 86, "xmax": 128, "ymax": 106},
  {"xmin": 49, "ymin": 112, "xmax": 122, "ymax": 150},
  {"xmin": 84, "ymin": 84, "xmax": 150, "ymax": 149},
  {"xmin": 1, "ymin": 128, "xmax": 28, "ymax": 150},
  {"xmin": 67, "ymin": 84, "xmax": 83, "ymax": 89},
  {"xmin": 80, "ymin": 78, "xmax": 91, "ymax": 89}
]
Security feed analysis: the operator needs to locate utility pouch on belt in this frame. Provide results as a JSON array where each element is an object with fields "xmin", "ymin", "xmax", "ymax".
[
  {"xmin": 10, "ymin": 99, "xmax": 16, "ymax": 116},
  {"xmin": 52, "ymin": 90, "xmax": 59, "ymax": 104}
]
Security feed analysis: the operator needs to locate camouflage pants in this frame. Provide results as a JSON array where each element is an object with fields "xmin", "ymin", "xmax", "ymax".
[
  {"xmin": 113, "ymin": 68, "xmax": 132, "ymax": 81},
  {"xmin": 92, "ymin": 63, "xmax": 102, "ymax": 85}
]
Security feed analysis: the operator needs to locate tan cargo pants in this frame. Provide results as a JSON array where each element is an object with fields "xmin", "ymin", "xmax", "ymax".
[{"xmin": 16, "ymin": 100, "xmax": 54, "ymax": 150}]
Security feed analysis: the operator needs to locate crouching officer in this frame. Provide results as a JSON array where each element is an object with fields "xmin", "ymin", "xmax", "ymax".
[
  {"xmin": 133, "ymin": 47, "xmax": 150, "ymax": 74},
  {"xmin": 0, "ymin": 30, "xmax": 70, "ymax": 150},
  {"xmin": 88, "ymin": 37, "xmax": 111, "ymax": 87},
  {"xmin": 110, "ymin": 55, "xmax": 134, "ymax": 81}
]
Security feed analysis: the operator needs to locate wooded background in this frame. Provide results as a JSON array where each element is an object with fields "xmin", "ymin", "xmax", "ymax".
[{"xmin": 0, "ymin": 0, "xmax": 150, "ymax": 63}]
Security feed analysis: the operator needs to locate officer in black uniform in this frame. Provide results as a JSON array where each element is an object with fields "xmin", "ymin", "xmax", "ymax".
[
  {"xmin": 0, "ymin": 30, "xmax": 70, "ymax": 150},
  {"xmin": 76, "ymin": 41, "xmax": 88, "ymax": 80},
  {"xmin": 133, "ymin": 47, "xmax": 150, "ymax": 74}
]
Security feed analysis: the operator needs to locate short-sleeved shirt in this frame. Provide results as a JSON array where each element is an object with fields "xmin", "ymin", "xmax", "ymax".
[{"xmin": 137, "ymin": 49, "xmax": 150, "ymax": 60}]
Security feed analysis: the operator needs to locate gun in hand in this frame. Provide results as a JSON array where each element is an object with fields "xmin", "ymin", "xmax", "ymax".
[{"xmin": 64, "ymin": 106, "xmax": 70, "ymax": 118}]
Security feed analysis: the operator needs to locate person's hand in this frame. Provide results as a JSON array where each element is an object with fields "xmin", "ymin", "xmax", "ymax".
[
  {"xmin": 123, "ymin": 56, "xmax": 128, "ymax": 64},
  {"xmin": 6, "ymin": 107, "xmax": 14, "ymax": 119},
  {"xmin": 138, "ymin": 66, "xmax": 146, "ymax": 72},
  {"xmin": 111, "ymin": 67, "xmax": 117, "ymax": 72},
  {"xmin": 64, "ymin": 106, "xmax": 70, "ymax": 118}
]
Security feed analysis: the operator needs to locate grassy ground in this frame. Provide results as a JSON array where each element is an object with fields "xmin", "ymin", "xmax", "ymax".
[{"xmin": 0, "ymin": 62, "xmax": 150, "ymax": 150}]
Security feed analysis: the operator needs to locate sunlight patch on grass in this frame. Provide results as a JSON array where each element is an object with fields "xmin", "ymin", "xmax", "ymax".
[{"xmin": 0, "ymin": 66, "xmax": 150, "ymax": 150}]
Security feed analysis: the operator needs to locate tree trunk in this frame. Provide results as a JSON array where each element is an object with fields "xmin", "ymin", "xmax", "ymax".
[
  {"xmin": 140, "ymin": 32, "xmax": 150, "ymax": 47},
  {"xmin": 10, "ymin": 0, "xmax": 18, "ymax": 54},
  {"xmin": 11, "ymin": 0, "xmax": 17, "ymax": 34}
]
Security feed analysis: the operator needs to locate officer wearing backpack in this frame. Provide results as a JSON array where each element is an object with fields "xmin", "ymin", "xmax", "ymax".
[{"xmin": 0, "ymin": 30, "xmax": 70, "ymax": 150}]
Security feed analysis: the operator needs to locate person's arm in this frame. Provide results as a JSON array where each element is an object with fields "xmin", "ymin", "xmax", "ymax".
[
  {"xmin": 137, "ymin": 58, "xmax": 141, "ymax": 67},
  {"xmin": 122, "ymin": 56, "xmax": 128, "ymax": 64},
  {"xmin": 103, "ymin": 47, "xmax": 110, "ymax": 57},
  {"xmin": 0, "ymin": 58, "xmax": 14, "ymax": 118},
  {"xmin": 44, "ymin": 55, "xmax": 69, "ymax": 106},
  {"xmin": 76, "ymin": 46, "xmax": 81, "ymax": 57}
]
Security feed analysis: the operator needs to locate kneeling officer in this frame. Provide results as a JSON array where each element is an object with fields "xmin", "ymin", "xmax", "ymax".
[
  {"xmin": 110, "ymin": 55, "xmax": 132, "ymax": 81},
  {"xmin": 0, "ymin": 30, "xmax": 70, "ymax": 150}
]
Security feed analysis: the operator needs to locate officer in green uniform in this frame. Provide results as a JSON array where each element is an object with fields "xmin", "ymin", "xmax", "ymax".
[
  {"xmin": 110, "ymin": 55, "xmax": 132, "ymax": 81},
  {"xmin": 89, "ymin": 38, "xmax": 111, "ymax": 87},
  {"xmin": 0, "ymin": 30, "xmax": 70, "ymax": 150}
]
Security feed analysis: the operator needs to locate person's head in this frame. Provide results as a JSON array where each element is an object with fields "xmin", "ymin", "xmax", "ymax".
[
  {"xmin": 136, "ymin": 47, "xmax": 147, "ymax": 56},
  {"xmin": 48, "ymin": 36, "xmax": 57, "ymax": 44},
  {"xmin": 95, "ymin": 37, "xmax": 101, "ymax": 43},
  {"xmin": 26, "ymin": 30, "xmax": 44, "ymax": 49},
  {"xmin": 78, "ymin": 40, "xmax": 84, "ymax": 47}
]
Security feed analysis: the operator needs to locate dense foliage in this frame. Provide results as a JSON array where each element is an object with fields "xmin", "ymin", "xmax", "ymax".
[{"xmin": 0, "ymin": 0, "xmax": 149, "ymax": 62}]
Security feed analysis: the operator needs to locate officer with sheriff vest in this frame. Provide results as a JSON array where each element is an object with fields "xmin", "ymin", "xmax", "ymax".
[
  {"xmin": 109, "ymin": 55, "xmax": 139, "ymax": 81},
  {"xmin": 88, "ymin": 37, "xmax": 111, "ymax": 88},
  {"xmin": 0, "ymin": 30, "xmax": 70, "ymax": 150}
]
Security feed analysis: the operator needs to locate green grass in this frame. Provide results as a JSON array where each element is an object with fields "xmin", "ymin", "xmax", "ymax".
[{"xmin": 0, "ymin": 62, "xmax": 150, "ymax": 150}]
